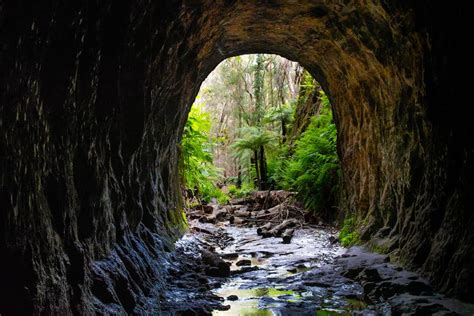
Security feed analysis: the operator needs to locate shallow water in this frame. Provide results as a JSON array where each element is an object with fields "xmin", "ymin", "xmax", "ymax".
[
  {"xmin": 164, "ymin": 222, "xmax": 474, "ymax": 315},
  {"xmin": 211, "ymin": 225, "xmax": 370, "ymax": 315}
]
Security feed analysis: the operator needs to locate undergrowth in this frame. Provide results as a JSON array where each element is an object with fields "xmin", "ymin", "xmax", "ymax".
[
  {"xmin": 270, "ymin": 91, "xmax": 340, "ymax": 219},
  {"xmin": 180, "ymin": 103, "xmax": 229, "ymax": 204},
  {"xmin": 339, "ymin": 217, "xmax": 360, "ymax": 247}
]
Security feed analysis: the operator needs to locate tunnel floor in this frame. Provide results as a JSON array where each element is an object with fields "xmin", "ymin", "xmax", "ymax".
[{"xmin": 159, "ymin": 196, "xmax": 474, "ymax": 315}]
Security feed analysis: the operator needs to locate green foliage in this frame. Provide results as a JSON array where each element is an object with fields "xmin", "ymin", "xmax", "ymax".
[
  {"xmin": 181, "ymin": 104, "xmax": 229, "ymax": 204},
  {"xmin": 227, "ymin": 182, "xmax": 255, "ymax": 198},
  {"xmin": 264, "ymin": 103, "xmax": 294, "ymax": 125},
  {"xmin": 339, "ymin": 217, "xmax": 360, "ymax": 247},
  {"xmin": 271, "ymin": 91, "xmax": 340, "ymax": 217},
  {"xmin": 296, "ymin": 71, "xmax": 316, "ymax": 107},
  {"xmin": 231, "ymin": 126, "xmax": 274, "ymax": 153}
]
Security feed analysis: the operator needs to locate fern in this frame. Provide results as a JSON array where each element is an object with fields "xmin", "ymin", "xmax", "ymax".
[
  {"xmin": 271, "ymin": 91, "xmax": 340, "ymax": 218},
  {"xmin": 181, "ymin": 104, "xmax": 229, "ymax": 204}
]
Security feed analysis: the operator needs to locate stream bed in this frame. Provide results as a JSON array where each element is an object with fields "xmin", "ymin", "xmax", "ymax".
[
  {"xmin": 211, "ymin": 225, "xmax": 369, "ymax": 315},
  {"xmin": 163, "ymin": 221, "xmax": 474, "ymax": 315}
]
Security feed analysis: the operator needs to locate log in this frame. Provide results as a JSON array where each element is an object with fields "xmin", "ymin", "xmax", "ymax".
[
  {"xmin": 282, "ymin": 228, "xmax": 295, "ymax": 244},
  {"xmin": 255, "ymin": 209, "xmax": 270, "ymax": 217},
  {"xmin": 251, "ymin": 190, "xmax": 296, "ymax": 207},
  {"xmin": 257, "ymin": 222, "xmax": 273, "ymax": 236},
  {"xmin": 253, "ymin": 203, "xmax": 289, "ymax": 219},
  {"xmin": 267, "ymin": 219, "xmax": 298, "ymax": 237},
  {"xmin": 229, "ymin": 216, "xmax": 245, "ymax": 225},
  {"xmin": 214, "ymin": 209, "xmax": 228, "ymax": 221},
  {"xmin": 230, "ymin": 197, "xmax": 253, "ymax": 205},
  {"xmin": 234, "ymin": 210, "xmax": 251, "ymax": 218}
]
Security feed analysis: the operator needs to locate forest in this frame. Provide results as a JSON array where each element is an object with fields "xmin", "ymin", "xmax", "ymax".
[{"xmin": 181, "ymin": 54, "xmax": 340, "ymax": 221}]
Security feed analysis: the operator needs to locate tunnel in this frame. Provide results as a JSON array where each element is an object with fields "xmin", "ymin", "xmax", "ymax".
[{"xmin": 0, "ymin": 1, "xmax": 473, "ymax": 314}]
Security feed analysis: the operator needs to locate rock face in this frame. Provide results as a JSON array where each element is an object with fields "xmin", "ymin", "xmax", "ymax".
[{"xmin": 0, "ymin": 0, "xmax": 473, "ymax": 313}]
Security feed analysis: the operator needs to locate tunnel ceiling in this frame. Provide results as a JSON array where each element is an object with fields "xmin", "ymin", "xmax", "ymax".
[{"xmin": 0, "ymin": 0, "xmax": 473, "ymax": 314}]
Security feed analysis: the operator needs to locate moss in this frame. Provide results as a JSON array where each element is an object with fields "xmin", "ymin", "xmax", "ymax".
[
  {"xmin": 369, "ymin": 243, "xmax": 389, "ymax": 254},
  {"xmin": 166, "ymin": 208, "xmax": 188, "ymax": 237},
  {"xmin": 339, "ymin": 217, "xmax": 360, "ymax": 247}
]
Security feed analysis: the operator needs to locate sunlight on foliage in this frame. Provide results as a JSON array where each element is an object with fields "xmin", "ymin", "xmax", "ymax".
[
  {"xmin": 271, "ymin": 91, "xmax": 340, "ymax": 217},
  {"xmin": 231, "ymin": 127, "xmax": 274, "ymax": 153},
  {"xmin": 180, "ymin": 102, "xmax": 229, "ymax": 204}
]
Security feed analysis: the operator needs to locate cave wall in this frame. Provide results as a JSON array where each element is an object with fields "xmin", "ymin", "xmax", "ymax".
[{"xmin": 0, "ymin": 0, "xmax": 472, "ymax": 313}]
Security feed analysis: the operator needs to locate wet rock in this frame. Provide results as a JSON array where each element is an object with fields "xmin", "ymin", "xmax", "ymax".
[
  {"xmin": 197, "ymin": 275, "xmax": 208, "ymax": 285},
  {"xmin": 201, "ymin": 250, "xmax": 230, "ymax": 277},
  {"xmin": 282, "ymin": 229, "xmax": 294, "ymax": 244},
  {"xmin": 358, "ymin": 268, "xmax": 383, "ymax": 282},
  {"xmin": 220, "ymin": 253, "xmax": 239, "ymax": 260},
  {"xmin": 236, "ymin": 259, "xmax": 251, "ymax": 266},
  {"xmin": 227, "ymin": 295, "xmax": 238, "ymax": 301},
  {"xmin": 230, "ymin": 266, "xmax": 259, "ymax": 275},
  {"xmin": 328, "ymin": 236, "xmax": 339, "ymax": 244},
  {"xmin": 217, "ymin": 305, "xmax": 231, "ymax": 311},
  {"xmin": 343, "ymin": 267, "xmax": 364, "ymax": 279},
  {"xmin": 390, "ymin": 299, "xmax": 449, "ymax": 315},
  {"xmin": 363, "ymin": 281, "xmax": 377, "ymax": 295},
  {"xmin": 1, "ymin": 0, "xmax": 474, "ymax": 312}
]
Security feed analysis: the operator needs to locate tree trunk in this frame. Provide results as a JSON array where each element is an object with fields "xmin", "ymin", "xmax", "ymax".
[
  {"xmin": 259, "ymin": 145, "xmax": 267, "ymax": 190},
  {"xmin": 253, "ymin": 150, "xmax": 260, "ymax": 187},
  {"xmin": 281, "ymin": 118, "xmax": 287, "ymax": 142}
]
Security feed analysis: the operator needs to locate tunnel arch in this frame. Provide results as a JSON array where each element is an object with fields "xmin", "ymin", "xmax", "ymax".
[
  {"xmin": 146, "ymin": 0, "xmax": 469, "ymax": 302},
  {"xmin": 169, "ymin": 0, "xmax": 424, "ymax": 248},
  {"xmin": 1, "ymin": 1, "xmax": 473, "ymax": 313}
]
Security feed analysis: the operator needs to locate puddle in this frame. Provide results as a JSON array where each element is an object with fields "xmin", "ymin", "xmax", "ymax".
[
  {"xmin": 213, "ymin": 285, "xmax": 368, "ymax": 316},
  {"xmin": 218, "ymin": 287, "xmax": 303, "ymax": 299},
  {"xmin": 213, "ymin": 287, "xmax": 303, "ymax": 316}
]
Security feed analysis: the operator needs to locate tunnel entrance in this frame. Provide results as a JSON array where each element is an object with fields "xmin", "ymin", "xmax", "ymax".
[
  {"xmin": 161, "ymin": 55, "xmax": 474, "ymax": 314},
  {"xmin": 180, "ymin": 54, "xmax": 339, "ymax": 223},
  {"xmin": 177, "ymin": 54, "xmax": 347, "ymax": 313},
  {"xmin": 1, "ymin": 1, "xmax": 473, "ymax": 314}
]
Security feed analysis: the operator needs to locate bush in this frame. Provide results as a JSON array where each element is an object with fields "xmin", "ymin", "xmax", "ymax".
[
  {"xmin": 227, "ymin": 183, "xmax": 255, "ymax": 198},
  {"xmin": 339, "ymin": 217, "xmax": 360, "ymax": 247},
  {"xmin": 272, "ymin": 91, "xmax": 340, "ymax": 219},
  {"xmin": 180, "ymin": 104, "xmax": 228, "ymax": 203}
]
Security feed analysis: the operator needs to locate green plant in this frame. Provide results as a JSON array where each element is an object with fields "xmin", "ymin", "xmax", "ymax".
[
  {"xmin": 180, "ymin": 103, "xmax": 229, "ymax": 203},
  {"xmin": 235, "ymin": 182, "xmax": 255, "ymax": 198},
  {"xmin": 339, "ymin": 217, "xmax": 360, "ymax": 247},
  {"xmin": 227, "ymin": 184, "xmax": 238, "ymax": 195},
  {"xmin": 226, "ymin": 183, "xmax": 255, "ymax": 198},
  {"xmin": 272, "ymin": 91, "xmax": 340, "ymax": 218}
]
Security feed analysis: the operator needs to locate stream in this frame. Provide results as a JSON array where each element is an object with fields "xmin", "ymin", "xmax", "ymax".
[
  {"xmin": 162, "ymin": 212, "xmax": 474, "ymax": 315},
  {"xmin": 211, "ymin": 225, "xmax": 368, "ymax": 315}
]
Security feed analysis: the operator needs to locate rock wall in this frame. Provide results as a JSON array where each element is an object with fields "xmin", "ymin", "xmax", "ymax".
[{"xmin": 0, "ymin": 0, "xmax": 472, "ymax": 313}]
